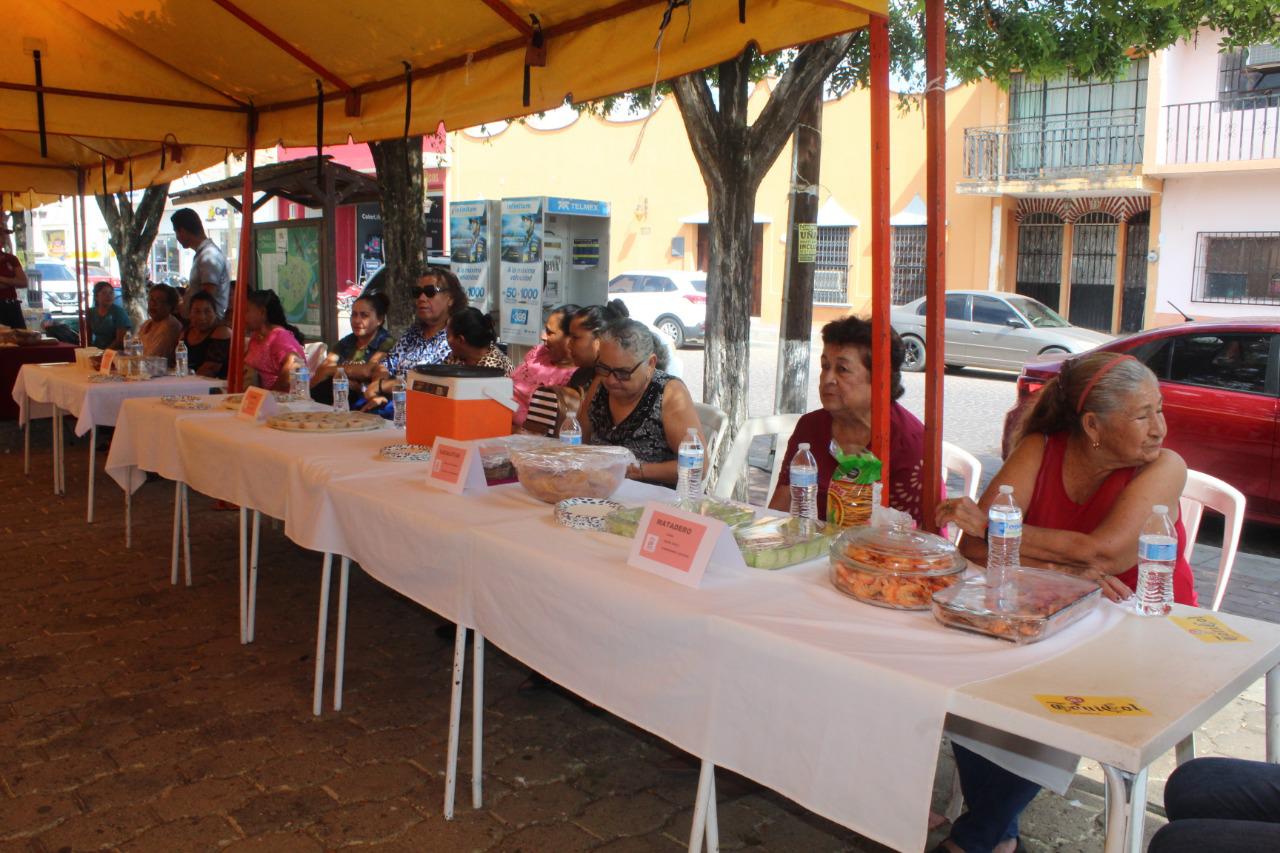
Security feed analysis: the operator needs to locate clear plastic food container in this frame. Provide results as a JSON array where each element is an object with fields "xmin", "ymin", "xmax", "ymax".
[
  {"xmin": 829, "ymin": 518, "xmax": 967, "ymax": 609},
  {"xmin": 734, "ymin": 516, "xmax": 830, "ymax": 570},
  {"xmin": 510, "ymin": 443, "xmax": 635, "ymax": 503},
  {"xmin": 477, "ymin": 435, "xmax": 557, "ymax": 485},
  {"xmin": 931, "ymin": 566, "xmax": 1101, "ymax": 644}
]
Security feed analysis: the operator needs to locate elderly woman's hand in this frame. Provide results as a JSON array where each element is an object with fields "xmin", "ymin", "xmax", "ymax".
[
  {"xmin": 1045, "ymin": 562, "xmax": 1133, "ymax": 603},
  {"xmin": 935, "ymin": 497, "xmax": 987, "ymax": 539}
]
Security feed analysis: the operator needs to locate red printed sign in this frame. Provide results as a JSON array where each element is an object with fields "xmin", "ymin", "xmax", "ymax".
[
  {"xmin": 427, "ymin": 437, "xmax": 488, "ymax": 494},
  {"xmin": 237, "ymin": 386, "xmax": 277, "ymax": 422},
  {"xmin": 99, "ymin": 348, "xmax": 116, "ymax": 375},
  {"xmin": 626, "ymin": 501, "xmax": 745, "ymax": 588}
]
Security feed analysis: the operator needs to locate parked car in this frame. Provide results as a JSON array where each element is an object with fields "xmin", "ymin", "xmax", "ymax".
[
  {"xmin": 607, "ymin": 270, "xmax": 706, "ymax": 348},
  {"xmin": 891, "ymin": 290, "xmax": 1111, "ymax": 373},
  {"xmin": 30, "ymin": 259, "xmax": 81, "ymax": 317},
  {"xmin": 1001, "ymin": 320, "xmax": 1280, "ymax": 524}
]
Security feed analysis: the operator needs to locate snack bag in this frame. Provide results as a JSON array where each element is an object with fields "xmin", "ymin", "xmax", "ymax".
[{"xmin": 826, "ymin": 445, "xmax": 883, "ymax": 529}]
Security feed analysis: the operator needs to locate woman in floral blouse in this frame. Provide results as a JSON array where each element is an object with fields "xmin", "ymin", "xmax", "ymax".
[
  {"xmin": 445, "ymin": 307, "xmax": 512, "ymax": 374},
  {"xmin": 363, "ymin": 268, "xmax": 468, "ymax": 409}
]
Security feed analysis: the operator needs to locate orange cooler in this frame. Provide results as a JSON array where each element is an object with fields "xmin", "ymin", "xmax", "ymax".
[{"xmin": 405, "ymin": 364, "xmax": 516, "ymax": 447}]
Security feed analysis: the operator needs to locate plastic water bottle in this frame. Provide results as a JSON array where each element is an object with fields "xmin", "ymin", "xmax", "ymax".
[
  {"xmin": 789, "ymin": 442, "xmax": 819, "ymax": 521},
  {"xmin": 1136, "ymin": 505, "xmax": 1177, "ymax": 616},
  {"xmin": 676, "ymin": 427, "xmax": 705, "ymax": 503},
  {"xmin": 392, "ymin": 376, "xmax": 408, "ymax": 429},
  {"xmin": 332, "ymin": 367, "xmax": 349, "ymax": 412},
  {"xmin": 292, "ymin": 363, "xmax": 310, "ymax": 402},
  {"xmin": 987, "ymin": 485, "xmax": 1023, "ymax": 592},
  {"xmin": 174, "ymin": 340, "xmax": 188, "ymax": 377},
  {"xmin": 560, "ymin": 410, "xmax": 582, "ymax": 445}
]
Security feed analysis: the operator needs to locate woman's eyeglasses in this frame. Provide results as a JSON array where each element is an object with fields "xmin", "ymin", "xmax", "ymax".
[
  {"xmin": 411, "ymin": 284, "xmax": 444, "ymax": 299},
  {"xmin": 593, "ymin": 359, "xmax": 645, "ymax": 381}
]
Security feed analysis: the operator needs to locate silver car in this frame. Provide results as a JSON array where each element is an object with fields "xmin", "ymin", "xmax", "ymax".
[{"xmin": 890, "ymin": 291, "xmax": 1112, "ymax": 373}]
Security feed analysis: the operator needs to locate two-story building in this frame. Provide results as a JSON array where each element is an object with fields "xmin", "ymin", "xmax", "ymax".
[{"xmin": 958, "ymin": 27, "xmax": 1280, "ymax": 332}]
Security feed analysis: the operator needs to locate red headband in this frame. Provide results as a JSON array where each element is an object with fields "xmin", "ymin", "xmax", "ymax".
[{"xmin": 1075, "ymin": 354, "xmax": 1137, "ymax": 414}]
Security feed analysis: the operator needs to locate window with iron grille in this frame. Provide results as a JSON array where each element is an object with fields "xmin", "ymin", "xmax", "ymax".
[
  {"xmin": 1218, "ymin": 49, "xmax": 1280, "ymax": 108},
  {"xmin": 891, "ymin": 225, "xmax": 927, "ymax": 305},
  {"xmin": 1193, "ymin": 232, "xmax": 1280, "ymax": 305},
  {"xmin": 813, "ymin": 226, "xmax": 851, "ymax": 305}
]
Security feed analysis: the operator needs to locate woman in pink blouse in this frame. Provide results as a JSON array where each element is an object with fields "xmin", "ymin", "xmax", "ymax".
[{"xmin": 243, "ymin": 290, "xmax": 305, "ymax": 391}]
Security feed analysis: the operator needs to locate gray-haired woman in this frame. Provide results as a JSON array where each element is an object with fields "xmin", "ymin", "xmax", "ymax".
[
  {"xmin": 932, "ymin": 350, "xmax": 1195, "ymax": 853},
  {"xmin": 579, "ymin": 318, "xmax": 702, "ymax": 485}
]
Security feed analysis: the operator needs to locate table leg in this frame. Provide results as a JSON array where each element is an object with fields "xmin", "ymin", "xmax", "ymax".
[
  {"xmin": 688, "ymin": 760, "xmax": 717, "ymax": 853},
  {"xmin": 472, "ymin": 631, "xmax": 485, "ymax": 810},
  {"xmin": 56, "ymin": 409, "xmax": 65, "ymax": 496},
  {"xmin": 23, "ymin": 412, "xmax": 30, "ymax": 475},
  {"xmin": 51, "ymin": 406, "xmax": 61, "ymax": 495},
  {"xmin": 238, "ymin": 507, "xmax": 248, "ymax": 644},
  {"xmin": 1267, "ymin": 665, "xmax": 1279, "ymax": 764},
  {"xmin": 1101, "ymin": 764, "xmax": 1149, "ymax": 853},
  {"xmin": 170, "ymin": 481, "xmax": 182, "ymax": 585},
  {"xmin": 86, "ymin": 426, "xmax": 96, "ymax": 523},
  {"xmin": 124, "ymin": 484, "xmax": 132, "ymax": 549},
  {"xmin": 182, "ymin": 484, "xmax": 192, "ymax": 587},
  {"xmin": 247, "ymin": 511, "xmax": 261, "ymax": 643},
  {"xmin": 444, "ymin": 625, "xmax": 469, "ymax": 820},
  {"xmin": 706, "ymin": 770, "xmax": 719, "ymax": 852},
  {"xmin": 311, "ymin": 553, "xmax": 333, "ymax": 718},
  {"xmin": 334, "ymin": 557, "xmax": 350, "ymax": 712}
]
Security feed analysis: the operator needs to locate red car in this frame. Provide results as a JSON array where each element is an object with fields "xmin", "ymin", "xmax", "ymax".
[{"xmin": 1002, "ymin": 320, "xmax": 1280, "ymax": 525}]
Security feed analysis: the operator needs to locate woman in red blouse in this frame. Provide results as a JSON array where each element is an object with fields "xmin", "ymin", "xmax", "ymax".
[{"xmin": 769, "ymin": 316, "xmax": 927, "ymax": 528}]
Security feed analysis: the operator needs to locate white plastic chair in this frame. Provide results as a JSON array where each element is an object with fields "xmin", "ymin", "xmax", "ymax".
[
  {"xmin": 692, "ymin": 402, "xmax": 728, "ymax": 490},
  {"xmin": 711, "ymin": 413, "xmax": 802, "ymax": 506},
  {"xmin": 1174, "ymin": 468, "xmax": 1246, "ymax": 767},
  {"xmin": 941, "ymin": 441, "xmax": 982, "ymax": 544},
  {"xmin": 304, "ymin": 341, "xmax": 328, "ymax": 373}
]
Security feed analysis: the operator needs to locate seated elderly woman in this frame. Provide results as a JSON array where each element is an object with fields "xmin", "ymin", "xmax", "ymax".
[
  {"xmin": 579, "ymin": 318, "xmax": 702, "ymax": 485},
  {"xmin": 445, "ymin": 307, "xmax": 512, "ymax": 373},
  {"xmin": 933, "ymin": 351, "xmax": 1196, "ymax": 853},
  {"xmin": 243, "ymin": 289, "xmax": 305, "ymax": 392},
  {"xmin": 312, "ymin": 292, "xmax": 395, "ymax": 407},
  {"xmin": 183, "ymin": 291, "xmax": 232, "ymax": 379},
  {"xmin": 88, "ymin": 281, "xmax": 131, "ymax": 350},
  {"xmin": 769, "ymin": 316, "xmax": 927, "ymax": 527},
  {"xmin": 137, "ymin": 283, "xmax": 183, "ymax": 364}
]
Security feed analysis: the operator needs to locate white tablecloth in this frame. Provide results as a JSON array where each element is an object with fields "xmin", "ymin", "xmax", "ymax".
[
  {"xmin": 12, "ymin": 363, "xmax": 223, "ymax": 435},
  {"xmin": 99, "ymin": 405, "xmax": 1280, "ymax": 853},
  {"xmin": 105, "ymin": 397, "xmax": 230, "ymax": 493}
]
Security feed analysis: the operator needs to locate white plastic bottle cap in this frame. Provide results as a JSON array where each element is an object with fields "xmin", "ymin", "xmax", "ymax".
[
  {"xmin": 1153, "ymin": 504, "xmax": 1168, "ymax": 514},
  {"xmin": 998, "ymin": 484, "xmax": 1014, "ymax": 494},
  {"xmin": 798, "ymin": 442, "xmax": 810, "ymax": 451}
]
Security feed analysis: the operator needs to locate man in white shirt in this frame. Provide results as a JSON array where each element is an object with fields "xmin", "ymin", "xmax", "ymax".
[{"xmin": 171, "ymin": 208, "xmax": 230, "ymax": 320}]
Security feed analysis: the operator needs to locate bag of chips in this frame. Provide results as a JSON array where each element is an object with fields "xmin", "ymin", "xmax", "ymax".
[{"xmin": 826, "ymin": 444, "xmax": 883, "ymax": 529}]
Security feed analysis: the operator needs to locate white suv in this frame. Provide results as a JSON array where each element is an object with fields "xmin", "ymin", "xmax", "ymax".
[{"xmin": 608, "ymin": 270, "xmax": 706, "ymax": 348}]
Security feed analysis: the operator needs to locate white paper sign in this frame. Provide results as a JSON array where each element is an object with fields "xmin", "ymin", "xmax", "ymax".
[
  {"xmin": 237, "ymin": 387, "xmax": 280, "ymax": 422},
  {"xmin": 626, "ymin": 501, "xmax": 745, "ymax": 588},
  {"xmin": 427, "ymin": 437, "xmax": 488, "ymax": 495}
]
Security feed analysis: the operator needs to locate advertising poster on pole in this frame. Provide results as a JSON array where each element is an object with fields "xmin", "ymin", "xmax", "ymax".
[
  {"xmin": 498, "ymin": 198, "xmax": 544, "ymax": 345},
  {"xmin": 449, "ymin": 201, "xmax": 492, "ymax": 313}
]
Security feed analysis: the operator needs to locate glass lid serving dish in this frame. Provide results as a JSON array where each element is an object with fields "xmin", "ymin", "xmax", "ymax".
[
  {"xmin": 931, "ymin": 565, "xmax": 1101, "ymax": 644},
  {"xmin": 829, "ymin": 518, "xmax": 967, "ymax": 610}
]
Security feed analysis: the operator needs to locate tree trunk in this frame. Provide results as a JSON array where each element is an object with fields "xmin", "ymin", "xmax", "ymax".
[
  {"xmin": 97, "ymin": 186, "xmax": 170, "ymax": 328},
  {"xmin": 670, "ymin": 36, "xmax": 854, "ymax": 477},
  {"xmin": 368, "ymin": 136, "xmax": 424, "ymax": 334},
  {"xmin": 775, "ymin": 91, "xmax": 824, "ymax": 415}
]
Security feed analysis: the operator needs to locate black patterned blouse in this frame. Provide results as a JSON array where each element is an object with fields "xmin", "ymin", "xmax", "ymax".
[{"xmin": 586, "ymin": 369, "xmax": 676, "ymax": 464}]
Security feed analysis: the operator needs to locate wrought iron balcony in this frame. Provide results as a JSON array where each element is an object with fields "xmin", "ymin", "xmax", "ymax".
[
  {"xmin": 1162, "ymin": 95, "xmax": 1280, "ymax": 165},
  {"xmin": 962, "ymin": 113, "xmax": 1144, "ymax": 183}
]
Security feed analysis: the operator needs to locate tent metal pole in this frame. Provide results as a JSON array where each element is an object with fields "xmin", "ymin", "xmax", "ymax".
[
  {"xmin": 227, "ymin": 112, "xmax": 257, "ymax": 393},
  {"xmin": 922, "ymin": 0, "xmax": 947, "ymax": 532},
  {"xmin": 77, "ymin": 179, "xmax": 90, "ymax": 346},
  {"xmin": 869, "ymin": 16, "xmax": 892, "ymax": 498},
  {"xmin": 72, "ymin": 170, "xmax": 87, "ymax": 346}
]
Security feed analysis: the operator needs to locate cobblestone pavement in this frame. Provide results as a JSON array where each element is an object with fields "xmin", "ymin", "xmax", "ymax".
[{"xmin": 0, "ymin": 420, "xmax": 1274, "ymax": 852}]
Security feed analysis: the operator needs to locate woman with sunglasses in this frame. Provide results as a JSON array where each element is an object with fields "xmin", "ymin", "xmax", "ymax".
[
  {"xmin": 364, "ymin": 268, "xmax": 468, "ymax": 409},
  {"xmin": 579, "ymin": 318, "xmax": 702, "ymax": 485}
]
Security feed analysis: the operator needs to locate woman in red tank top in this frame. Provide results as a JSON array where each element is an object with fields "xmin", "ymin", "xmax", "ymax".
[{"xmin": 932, "ymin": 352, "xmax": 1196, "ymax": 853}]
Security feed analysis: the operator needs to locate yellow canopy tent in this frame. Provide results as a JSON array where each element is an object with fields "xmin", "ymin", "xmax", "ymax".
[{"xmin": 2, "ymin": 0, "xmax": 888, "ymax": 387}]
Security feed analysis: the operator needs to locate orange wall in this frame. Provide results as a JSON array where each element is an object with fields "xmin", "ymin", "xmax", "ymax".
[{"xmin": 451, "ymin": 80, "xmax": 1001, "ymax": 325}]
